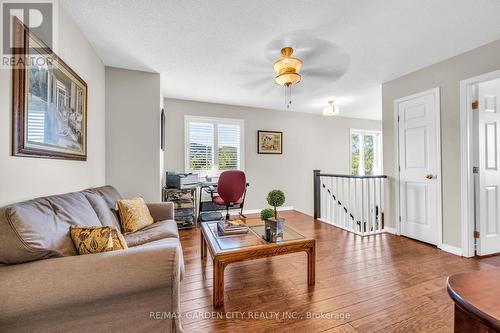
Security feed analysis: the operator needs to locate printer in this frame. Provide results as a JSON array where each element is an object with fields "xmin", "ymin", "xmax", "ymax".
[{"xmin": 166, "ymin": 172, "xmax": 199, "ymax": 189}]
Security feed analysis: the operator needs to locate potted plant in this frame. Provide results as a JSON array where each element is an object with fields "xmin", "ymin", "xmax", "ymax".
[
  {"xmin": 260, "ymin": 208, "xmax": 275, "ymax": 221},
  {"xmin": 267, "ymin": 189, "xmax": 285, "ymax": 219}
]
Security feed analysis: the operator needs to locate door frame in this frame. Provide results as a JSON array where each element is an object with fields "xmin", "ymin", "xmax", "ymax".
[
  {"xmin": 393, "ymin": 87, "xmax": 442, "ymax": 248},
  {"xmin": 460, "ymin": 70, "xmax": 500, "ymax": 257}
]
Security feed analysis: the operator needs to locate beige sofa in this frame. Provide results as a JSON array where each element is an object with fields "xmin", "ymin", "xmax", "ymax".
[{"xmin": 0, "ymin": 186, "xmax": 184, "ymax": 333}]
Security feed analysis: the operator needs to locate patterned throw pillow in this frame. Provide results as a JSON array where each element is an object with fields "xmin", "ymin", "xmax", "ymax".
[
  {"xmin": 117, "ymin": 197, "xmax": 154, "ymax": 233},
  {"xmin": 110, "ymin": 227, "xmax": 128, "ymax": 250},
  {"xmin": 70, "ymin": 226, "xmax": 128, "ymax": 254},
  {"xmin": 70, "ymin": 226, "xmax": 113, "ymax": 255}
]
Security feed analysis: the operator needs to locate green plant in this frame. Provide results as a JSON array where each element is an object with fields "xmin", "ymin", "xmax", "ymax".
[
  {"xmin": 260, "ymin": 208, "xmax": 275, "ymax": 221},
  {"xmin": 267, "ymin": 189, "xmax": 285, "ymax": 219}
]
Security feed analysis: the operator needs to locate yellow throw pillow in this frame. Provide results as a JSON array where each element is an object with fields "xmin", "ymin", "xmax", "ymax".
[
  {"xmin": 70, "ymin": 226, "xmax": 113, "ymax": 255},
  {"xmin": 117, "ymin": 197, "xmax": 154, "ymax": 233},
  {"xmin": 110, "ymin": 227, "xmax": 128, "ymax": 250}
]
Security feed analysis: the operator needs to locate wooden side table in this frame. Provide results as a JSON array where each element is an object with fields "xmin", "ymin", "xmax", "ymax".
[{"xmin": 447, "ymin": 270, "xmax": 500, "ymax": 333}]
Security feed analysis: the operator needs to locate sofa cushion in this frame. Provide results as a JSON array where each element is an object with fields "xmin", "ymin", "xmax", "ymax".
[
  {"xmin": 124, "ymin": 219, "xmax": 179, "ymax": 247},
  {"xmin": 0, "ymin": 192, "xmax": 103, "ymax": 264},
  {"xmin": 84, "ymin": 185, "xmax": 122, "ymax": 223},
  {"xmin": 85, "ymin": 185, "xmax": 122, "ymax": 209},
  {"xmin": 82, "ymin": 191, "xmax": 121, "ymax": 230},
  {"xmin": 117, "ymin": 197, "xmax": 154, "ymax": 233}
]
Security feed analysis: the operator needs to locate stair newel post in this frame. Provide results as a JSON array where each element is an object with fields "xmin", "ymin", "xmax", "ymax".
[{"xmin": 313, "ymin": 170, "xmax": 321, "ymax": 219}]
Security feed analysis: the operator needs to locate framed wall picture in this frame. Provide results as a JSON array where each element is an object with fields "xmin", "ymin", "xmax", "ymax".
[
  {"xmin": 161, "ymin": 108, "xmax": 165, "ymax": 151},
  {"xmin": 258, "ymin": 130, "xmax": 283, "ymax": 154},
  {"xmin": 12, "ymin": 17, "xmax": 88, "ymax": 160}
]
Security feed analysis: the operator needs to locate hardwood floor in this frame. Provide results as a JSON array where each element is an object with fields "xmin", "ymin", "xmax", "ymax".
[{"xmin": 179, "ymin": 210, "xmax": 499, "ymax": 333}]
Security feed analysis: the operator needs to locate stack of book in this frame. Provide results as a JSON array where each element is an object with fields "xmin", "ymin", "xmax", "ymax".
[{"xmin": 217, "ymin": 219, "xmax": 249, "ymax": 235}]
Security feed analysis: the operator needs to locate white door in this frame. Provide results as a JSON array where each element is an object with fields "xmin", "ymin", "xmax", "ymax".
[
  {"xmin": 396, "ymin": 88, "xmax": 441, "ymax": 245},
  {"xmin": 476, "ymin": 79, "xmax": 500, "ymax": 255}
]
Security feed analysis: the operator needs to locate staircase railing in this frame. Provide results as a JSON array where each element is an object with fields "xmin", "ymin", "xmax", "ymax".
[{"xmin": 313, "ymin": 170, "xmax": 387, "ymax": 236}]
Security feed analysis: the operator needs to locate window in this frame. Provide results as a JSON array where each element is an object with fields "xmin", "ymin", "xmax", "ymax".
[
  {"xmin": 185, "ymin": 116, "xmax": 244, "ymax": 176},
  {"xmin": 350, "ymin": 129, "xmax": 382, "ymax": 176}
]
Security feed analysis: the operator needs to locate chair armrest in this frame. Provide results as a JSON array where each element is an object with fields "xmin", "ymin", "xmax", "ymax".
[
  {"xmin": 204, "ymin": 185, "xmax": 217, "ymax": 199},
  {"xmin": 147, "ymin": 202, "xmax": 174, "ymax": 221},
  {"xmin": 0, "ymin": 238, "xmax": 182, "ymax": 319}
]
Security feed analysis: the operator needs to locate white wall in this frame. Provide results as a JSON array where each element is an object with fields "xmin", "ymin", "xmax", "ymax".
[
  {"xmin": 105, "ymin": 67, "xmax": 162, "ymax": 202},
  {"xmin": 0, "ymin": 6, "xmax": 106, "ymax": 206},
  {"xmin": 164, "ymin": 98, "xmax": 382, "ymax": 215},
  {"xmin": 382, "ymin": 38, "xmax": 500, "ymax": 248}
]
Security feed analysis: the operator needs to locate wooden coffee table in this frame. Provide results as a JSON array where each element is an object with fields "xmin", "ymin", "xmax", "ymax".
[{"xmin": 200, "ymin": 218, "xmax": 315, "ymax": 307}]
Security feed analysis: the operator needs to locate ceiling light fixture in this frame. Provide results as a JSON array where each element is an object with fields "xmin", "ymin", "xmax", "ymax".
[
  {"xmin": 322, "ymin": 100, "xmax": 339, "ymax": 116},
  {"xmin": 273, "ymin": 47, "xmax": 302, "ymax": 109}
]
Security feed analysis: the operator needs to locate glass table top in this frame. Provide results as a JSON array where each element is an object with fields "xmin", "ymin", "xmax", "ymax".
[{"xmin": 206, "ymin": 219, "xmax": 305, "ymax": 251}]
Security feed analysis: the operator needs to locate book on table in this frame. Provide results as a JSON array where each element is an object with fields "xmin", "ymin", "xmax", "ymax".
[{"xmin": 217, "ymin": 219, "xmax": 249, "ymax": 235}]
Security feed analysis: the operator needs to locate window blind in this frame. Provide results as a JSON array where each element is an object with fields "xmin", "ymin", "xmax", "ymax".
[
  {"xmin": 188, "ymin": 121, "xmax": 214, "ymax": 171},
  {"xmin": 218, "ymin": 123, "xmax": 240, "ymax": 170},
  {"xmin": 186, "ymin": 117, "xmax": 243, "ymax": 174}
]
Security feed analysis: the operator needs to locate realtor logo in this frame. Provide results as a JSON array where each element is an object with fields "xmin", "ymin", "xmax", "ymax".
[{"xmin": 1, "ymin": 1, "xmax": 54, "ymax": 54}]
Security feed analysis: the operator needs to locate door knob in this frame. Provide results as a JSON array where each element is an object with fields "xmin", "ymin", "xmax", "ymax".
[{"xmin": 425, "ymin": 174, "xmax": 434, "ymax": 179}]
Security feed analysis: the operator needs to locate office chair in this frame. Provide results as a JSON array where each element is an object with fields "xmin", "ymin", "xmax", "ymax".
[{"xmin": 212, "ymin": 170, "xmax": 247, "ymax": 220}]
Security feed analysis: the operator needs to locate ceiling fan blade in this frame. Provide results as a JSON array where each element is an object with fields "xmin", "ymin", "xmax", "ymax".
[
  {"xmin": 264, "ymin": 31, "xmax": 349, "ymax": 65},
  {"xmin": 263, "ymin": 30, "xmax": 314, "ymax": 61},
  {"xmin": 235, "ymin": 69, "xmax": 270, "ymax": 76},
  {"xmin": 239, "ymin": 78, "xmax": 281, "ymax": 96},
  {"xmin": 239, "ymin": 77, "xmax": 272, "ymax": 89},
  {"xmin": 301, "ymin": 67, "xmax": 348, "ymax": 81}
]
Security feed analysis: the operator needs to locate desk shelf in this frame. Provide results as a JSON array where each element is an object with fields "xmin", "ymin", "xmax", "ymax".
[{"xmin": 163, "ymin": 187, "xmax": 197, "ymax": 229}]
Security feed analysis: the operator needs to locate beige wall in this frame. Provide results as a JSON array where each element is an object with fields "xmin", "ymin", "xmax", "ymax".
[
  {"xmin": 382, "ymin": 38, "xmax": 500, "ymax": 248},
  {"xmin": 105, "ymin": 67, "xmax": 162, "ymax": 202},
  {"xmin": 164, "ymin": 98, "xmax": 381, "ymax": 215},
  {"xmin": 0, "ymin": 7, "xmax": 106, "ymax": 206}
]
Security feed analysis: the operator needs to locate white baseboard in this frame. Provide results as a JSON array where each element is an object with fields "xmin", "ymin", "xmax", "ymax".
[
  {"xmin": 439, "ymin": 243, "xmax": 463, "ymax": 256},
  {"xmin": 293, "ymin": 208, "xmax": 312, "ymax": 216},
  {"xmin": 232, "ymin": 206, "xmax": 294, "ymax": 216},
  {"xmin": 382, "ymin": 226, "xmax": 397, "ymax": 234}
]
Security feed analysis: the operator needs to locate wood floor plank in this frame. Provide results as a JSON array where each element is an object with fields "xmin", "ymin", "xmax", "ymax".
[{"xmin": 178, "ymin": 211, "xmax": 499, "ymax": 332}]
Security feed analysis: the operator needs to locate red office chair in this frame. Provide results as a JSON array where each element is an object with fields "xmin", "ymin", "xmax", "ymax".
[{"xmin": 212, "ymin": 170, "xmax": 247, "ymax": 220}]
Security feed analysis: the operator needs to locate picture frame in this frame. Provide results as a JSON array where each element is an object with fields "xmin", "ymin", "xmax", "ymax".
[
  {"xmin": 161, "ymin": 108, "xmax": 165, "ymax": 151},
  {"xmin": 12, "ymin": 17, "xmax": 88, "ymax": 160},
  {"xmin": 257, "ymin": 130, "xmax": 283, "ymax": 154}
]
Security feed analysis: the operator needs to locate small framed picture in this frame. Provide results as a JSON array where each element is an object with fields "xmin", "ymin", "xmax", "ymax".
[{"xmin": 258, "ymin": 130, "xmax": 283, "ymax": 154}]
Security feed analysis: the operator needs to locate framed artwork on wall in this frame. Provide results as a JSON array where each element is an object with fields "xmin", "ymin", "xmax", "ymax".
[
  {"xmin": 12, "ymin": 17, "xmax": 88, "ymax": 160},
  {"xmin": 257, "ymin": 130, "xmax": 283, "ymax": 154},
  {"xmin": 161, "ymin": 108, "xmax": 165, "ymax": 151}
]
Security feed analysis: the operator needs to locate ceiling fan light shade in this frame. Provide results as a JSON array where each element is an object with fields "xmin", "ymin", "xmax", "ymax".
[
  {"xmin": 273, "ymin": 47, "xmax": 303, "ymax": 87},
  {"xmin": 273, "ymin": 57, "xmax": 303, "ymax": 75},
  {"xmin": 275, "ymin": 72, "xmax": 301, "ymax": 86},
  {"xmin": 322, "ymin": 101, "xmax": 339, "ymax": 116}
]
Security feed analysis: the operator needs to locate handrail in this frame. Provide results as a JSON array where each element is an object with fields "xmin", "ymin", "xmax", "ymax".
[
  {"xmin": 313, "ymin": 170, "xmax": 386, "ymax": 235},
  {"xmin": 318, "ymin": 173, "xmax": 387, "ymax": 179}
]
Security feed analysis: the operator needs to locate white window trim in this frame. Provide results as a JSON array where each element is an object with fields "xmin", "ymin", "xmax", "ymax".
[
  {"xmin": 349, "ymin": 128, "xmax": 383, "ymax": 176},
  {"xmin": 184, "ymin": 115, "xmax": 245, "ymax": 177}
]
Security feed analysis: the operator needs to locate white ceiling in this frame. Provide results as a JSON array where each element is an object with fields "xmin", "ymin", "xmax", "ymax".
[{"xmin": 62, "ymin": 0, "xmax": 500, "ymax": 120}]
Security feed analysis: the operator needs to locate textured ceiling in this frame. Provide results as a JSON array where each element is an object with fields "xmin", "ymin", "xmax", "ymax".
[{"xmin": 62, "ymin": 0, "xmax": 500, "ymax": 120}]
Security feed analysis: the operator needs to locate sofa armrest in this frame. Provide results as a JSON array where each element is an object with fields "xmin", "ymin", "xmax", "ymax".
[
  {"xmin": 0, "ymin": 238, "xmax": 182, "ymax": 319},
  {"xmin": 147, "ymin": 202, "xmax": 174, "ymax": 221}
]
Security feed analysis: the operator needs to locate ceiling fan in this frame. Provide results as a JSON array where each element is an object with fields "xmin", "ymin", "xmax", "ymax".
[
  {"xmin": 273, "ymin": 46, "xmax": 302, "ymax": 109},
  {"xmin": 240, "ymin": 33, "xmax": 350, "ymax": 110}
]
